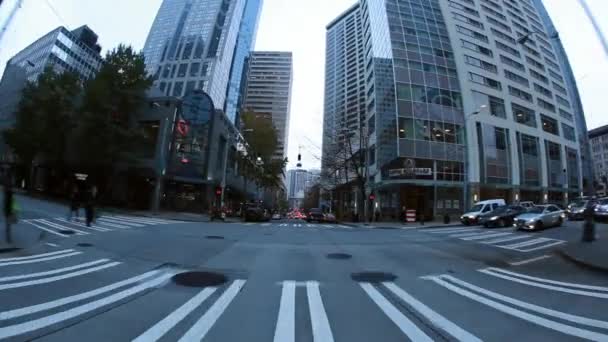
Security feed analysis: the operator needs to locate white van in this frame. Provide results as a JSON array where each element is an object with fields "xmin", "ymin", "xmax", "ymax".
[{"xmin": 460, "ymin": 199, "xmax": 506, "ymax": 225}]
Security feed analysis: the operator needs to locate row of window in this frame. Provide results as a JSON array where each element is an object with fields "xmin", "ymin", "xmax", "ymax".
[
  {"xmin": 398, "ymin": 117, "xmax": 464, "ymax": 144},
  {"xmin": 396, "ymin": 83, "xmax": 463, "ymax": 109}
]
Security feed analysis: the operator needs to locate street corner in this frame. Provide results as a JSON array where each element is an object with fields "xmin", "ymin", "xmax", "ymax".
[{"xmin": 555, "ymin": 240, "xmax": 608, "ymax": 274}]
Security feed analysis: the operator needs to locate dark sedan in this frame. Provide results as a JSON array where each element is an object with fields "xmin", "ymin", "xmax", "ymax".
[
  {"xmin": 479, "ymin": 205, "xmax": 526, "ymax": 228},
  {"xmin": 306, "ymin": 208, "xmax": 325, "ymax": 223}
]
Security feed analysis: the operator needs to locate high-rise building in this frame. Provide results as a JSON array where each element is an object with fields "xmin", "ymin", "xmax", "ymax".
[
  {"xmin": 286, "ymin": 168, "xmax": 320, "ymax": 207},
  {"xmin": 322, "ymin": 4, "xmax": 367, "ymax": 181},
  {"xmin": 324, "ymin": 0, "xmax": 589, "ymax": 219},
  {"xmin": 589, "ymin": 125, "xmax": 608, "ymax": 191},
  {"xmin": 142, "ymin": 0, "xmax": 262, "ymax": 122},
  {"xmin": 242, "ymin": 51, "xmax": 293, "ymax": 160}
]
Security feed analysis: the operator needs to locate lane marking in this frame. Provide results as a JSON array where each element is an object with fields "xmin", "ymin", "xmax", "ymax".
[
  {"xmin": 261, "ymin": 223, "xmax": 271, "ymax": 227},
  {"xmin": 178, "ymin": 280, "xmax": 246, "ymax": 342},
  {"xmin": 59, "ymin": 217, "xmax": 124, "ymax": 230},
  {"xmin": 484, "ymin": 267, "xmax": 608, "ymax": 292},
  {"xmin": 54, "ymin": 218, "xmax": 110, "ymax": 232},
  {"xmin": 244, "ymin": 223, "xmax": 254, "ymax": 226},
  {"xmin": 360, "ymin": 283, "xmax": 432, "ymax": 341},
  {"xmin": 460, "ymin": 232, "xmax": 512, "ymax": 241},
  {"xmin": 306, "ymin": 281, "xmax": 334, "ymax": 342},
  {"xmin": 337, "ymin": 225, "xmax": 351, "ymax": 229},
  {"xmin": 428, "ymin": 227, "xmax": 478, "ymax": 234},
  {"xmin": 499, "ymin": 238, "xmax": 551, "ymax": 249},
  {"xmin": 24, "ymin": 221, "xmax": 69, "ymax": 237},
  {"xmin": 508, "ymin": 255, "xmax": 552, "ymax": 266},
  {"xmin": 35, "ymin": 219, "xmax": 89, "ymax": 235},
  {"xmin": 0, "ymin": 270, "xmax": 162, "ymax": 320},
  {"xmin": 110, "ymin": 215, "xmax": 170, "ymax": 225},
  {"xmin": 98, "ymin": 217, "xmax": 144, "ymax": 227},
  {"xmin": 517, "ymin": 240, "xmax": 566, "ymax": 252},
  {"xmin": 0, "ymin": 252, "xmax": 81, "ymax": 267},
  {"xmin": 481, "ymin": 234, "xmax": 529, "ymax": 245},
  {"xmin": 323, "ymin": 225, "xmax": 333, "ymax": 228},
  {"xmin": 273, "ymin": 280, "xmax": 295, "ymax": 342},
  {"xmin": 426, "ymin": 275, "xmax": 608, "ymax": 335},
  {"xmin": 0, "ymin": 262, "xmax": 120, "ymax": 291},
  {"xmin": 279, "ymin": 223, "xmax": 288, "ymax": 227},
  {"xmin": 0, "ymin": 250, "xmax": 74, "ymax": 263},
  {"xmin": 449, "ymin": 231, "xmax": 487, "ymax": 238},
  {"xmin": 0, "ymin": 272, "xmax": 174, "ymax": 339},
  {"xmin": 45, "ymin": 243, "xmax": 59, "ymax": 248},
  {"xmin": 133, "ymin": 286, "xmax": 217, "ymax": 342},
  {"xmin": 307, "ymin": 224, "xmax": 317, "ymax": 228},
  {"xmin": 0, "ymin": 259, "xmax": 109, "ymax": 283},
  {"xmin": 383, "ymin": 282, "xmax": 481, "ymax": 341}
]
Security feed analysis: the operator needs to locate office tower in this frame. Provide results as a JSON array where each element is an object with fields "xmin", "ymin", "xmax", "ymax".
[
  {"xmin": 242, "ymin": 51, "xmax": 293, "ymax": 160},
  {"xmin": 142, "ymin": 0, "xmax": 262, "ymax": 122}
]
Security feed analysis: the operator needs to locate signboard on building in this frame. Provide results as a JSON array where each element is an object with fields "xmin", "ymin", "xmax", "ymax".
[{"xmin": 387, "ymin": 159, "xmax": 432, "ymax": 178}]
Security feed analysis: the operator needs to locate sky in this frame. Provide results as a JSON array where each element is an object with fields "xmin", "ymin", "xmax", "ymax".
[{"xmin": 0, "ymin": 0, "xmax": 606, "ymax": 171}]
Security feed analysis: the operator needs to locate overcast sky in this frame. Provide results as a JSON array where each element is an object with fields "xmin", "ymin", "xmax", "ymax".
[{"xmin": 0, "ymin": 0, "xmax": 606, "ymax": 170}]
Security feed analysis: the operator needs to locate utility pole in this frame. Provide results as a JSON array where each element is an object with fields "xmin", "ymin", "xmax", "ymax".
[
  {"xmin": 0, "ymin": 0, "xmax": 24, "ymax": 47},
  {"xmin": 577, "ymin": 0, "xmax": 608, "ymax": 58}
]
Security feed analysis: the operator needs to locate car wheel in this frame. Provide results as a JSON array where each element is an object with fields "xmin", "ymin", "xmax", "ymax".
[
  {"xmin": 534, "ymin": 221, "xmax": 543, "ymax": 231},
  {"xmin": 498, "ymin": 219, "xmax": 505, "ymax": 228},
  {"xmin": 557, "ymin": 217, "xmax": 563, "ymax": 227},
  {"xmin": 463, "ymin": 221, "xmax": 470, "ymax": 226}
]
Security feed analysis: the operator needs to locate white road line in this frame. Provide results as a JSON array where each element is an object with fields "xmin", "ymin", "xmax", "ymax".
[
  {"xmin": 481, "ymin": 234, "xmax": 529, "ymax": 245},
  {"xmin": 0, "ymin": 262, "xmax": 120, "ymax": 291},
  {"xmin": 484, "ymin": 267, "xmax": 608, "ymax": 292},
  {"xmin": 306, "ymin": 281, "xmax": 334, "ymax": 342},
  {"xmin": 428, "ymin": 275, "xmax": 608, "ymax": 336},
  {"xmin": 244, "ymin": 223, "xmax": 254, "ymax": 226},
  {"xmin": 261, "ymin": 223, "xmax": 271, "ymax": 226},
  {"xmin": 58, "ymin": 217, "xmax": 122, "ymax": 230},
  {"xmin": 293, "ymin": 224, "xmax": 301, "ymax": 227},
  {"xmin": 480, "ymin": 269, "xmax": 608, "ymax": 298},
  {"xmin": 279, "ymin": 223, "xmax": 288, "ymax": 227},
  {"xmin": 360, "ymin": 283, "xmax": 432, "ymax": 341},
  {"xmin": 461, "ymin": 232, "xmax": 512, "ymax": 241},
  {"xmin": 36, "ymin": 219, "xmax": 89, "ymax": 235},
  {"xmin": 499, "ymin": 238, "xmax": 551, "ymax": 249},
  {"xmin": 0, "ymin": 270, "xmax": 162, "ymax": 321},
  {"xmin": 24, "ymin": 221, "xmax": 69, "ymax": 237},
  {"xmin": 0, "ymin": 272, "xmax": 173, "ymax": 340},
  {"xmin": 0, "ymin": 259, "xmax": 109, "ymax": 283},
  {"xmin": 178, "ymin": 280, "xmax": 246, "ymax": 342},
  {"xmin": 307, "ymin": 224, "xmax": 317, "ymax": 228},
  {"xmin": 337, "ymin": 225, "xmax": 351, "ymax": 229},
  {"xmin": 45, "ymin": 243, "xmax": 59, "ymax": 248},
  {"xmin": 98, "ymin": 217, "xmax": 144, "ymax": 227},
  {"xmin": 517, "ymin": 240, "xmax": 566, "ymax": 252},
  {"xmin": 133, "ymin": 287, "xmax": 217, "ymax": 342},
  {"xmin": 382, "ymin": 282, "xmax": 481, "ymax": 342},
  {"xmin": 449, "ymin": 231, "xmax": 486, "ymax": 238},
  {"xmin": 0, "ymin": 252, "xmax": 81, "ymax": 267},
  {"xmin": 0, "ymin": 250, "xmax": 74, "ymax": 263},
  {"xmin": 273, "ymin": 280, "xmax": 295, "ymax": 342},
  {"xmin": 323, "ymin": 225, "xmax": 333, "ymax": 228},
  {"xmin": 428, "ymin": 227, "xmax": 478, "ymax": 234},
  {"xmin": 55, "ymin": 218, "xmax": 109, "ymax": 232},
  {"xmin": 508, "ymin": 255, "xmax": 552, "ymax": 266},
  {"xmin": 110, "ymin": 215, "xmax": 170, "ymax": 224}
]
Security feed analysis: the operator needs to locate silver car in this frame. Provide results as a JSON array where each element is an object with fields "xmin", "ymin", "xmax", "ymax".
[{"xmin": 513, "ymin": 205, "xmax": 565, "ymax": 231}]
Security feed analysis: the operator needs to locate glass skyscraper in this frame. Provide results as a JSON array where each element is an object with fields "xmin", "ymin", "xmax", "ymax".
[{"xmin": 142, "ymin": 0, "xmax": 262, "ymax": 122}]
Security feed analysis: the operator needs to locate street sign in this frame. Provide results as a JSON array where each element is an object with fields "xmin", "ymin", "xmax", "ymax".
[
  {"xmin": 388, "ymin": 168, "xmax": 432, "ymax": 177},
  {"xmin": 74, "ymin": 173, "xmax": 88, "ymax": 180}
]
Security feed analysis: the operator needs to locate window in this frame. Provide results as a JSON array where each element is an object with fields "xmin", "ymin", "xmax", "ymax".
[
  {"xmin": 548, "ymin": 69, "xmax": 564, "ymax": 83},
  {"xmin": 538, "ymin": 98, "xmax": 556, "ymax": 112},
  {"xmin": 556, "ymin": 95, "xmax": 571, "ymax": 108},
  {"xmin": 489, "ymin": 95, "xmax": 506, "ymax": 118},
  {"xmin": 508, "ymin": 86, "xmax": 533, "ymax": 102},
  {"xmin": 464, "ymin": 55, "xmax": 497, "ymax": 73},
  {"xmin": 545, "ymin": 58, "xmax": 560, "ymax": 71},
  {"xmin": 552, "ymin": 81, "xmax": 567, "ymax": 96},
  {"xmin": 189, "ymin": 62, "xmax": 200, "ymax": 77},
  {"xmin": 172, "ymin": 81, "xmax": 183, "ymax": 96},
  {"xmin": 500, "ymin": 55, "xmax": 525, "ymax": 71},
  {"xmin": 461, "ymin": 39, "xmax": 493, "ymax": 57},
  {"xmin": 415, "ymin": 119, "xmax": 431, "ymax": 141},
  {"xmin": 481, "ymin": 4, "xmax": 506, "ymax": 20},
  {"xmin": 526, "ymin": 56, "xmax": 545, "ymax": 70},
  {"xmin": 496, "ymin": 40, "xmax": 521, "ymax": 58},
  {"xmin": 368, "ymin": 145, "xmax": 376, "ymax": 166},
  {"xmin": 541, "ymin": 114, "xmax": 559, "ymax": 135},
  {"xmin": 368, "ymin": 115, "xmax": 375, "ymax": 134},
  {"xmin": 513, "ymin": 103, "xmax": 536, "ymax": 127},
  {"xmin": 534, "ymin": 83, "xmax": 552, "ymax": 98},
  {"xmin": 562, "ymin": 123, "xmax": 576, "ymax": 141},
  {"xmin": 456, "ymin": 25, "xmax": 489, "ymax": 42},
  {"xmin": 529, "ymin": 69, "xmax": 548, "ymax": 84},
  {"xmin": 491, "ymin": 28, "xmax": 516, "ymax": 44},
  {"xmin": 396, "ymin": 83, "xmax": 462, "ymax": 109},
  {"xmin": 486, "ymin": 16, "xmax": 512, "ymax": 32},
  {"xmin": 398, "ymin": 117, "xmax": 414, "ymax": 139},
  {"xmin": 452, "ymin": 12, "xmax": 484, "ymax": 29},
  {"xmin": 469, "ymin": 72, "xmax": 502, "ymax": 90},
  {"xmin": 449, "ymin": 1, "xmax": 479, "ymax": 16},
  {"xmin": 504, "ymin": 70, "xmax": 529, "ymax": 87}
]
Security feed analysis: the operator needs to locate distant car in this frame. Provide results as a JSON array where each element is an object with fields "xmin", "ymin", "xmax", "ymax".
[
  {"xmin": 513, "ymin": 204, "xmax": 564, "ymax": 231},
  {"xmin": 519, "ymin": 201, "xmax": 535, "ymax": 212},
  {"xmin": 307, "ymin": 208, "xmax": 324, "ymax": 223},
  {"xmin": 271, "ymin": 213, "xmax": 282, "ymax": 220},
  {"xmin": 244, "ymin": 204, "xmax": 269, "ymax": 222},
  {"xmin": 594, "ymin": 198, "xmax": 608, "ymax": 221},
  {"xmin": 460, "ymin": 199, "xmax": 506, "ymax": 225},
  {"xmin": 479, "ymin": 205, "xmax": 526, "ymax": 228},
  {"xmin": 323, "ymin": 212, "xmax": 337, "ymax": 223},
  {"xmin": 566, "ymin": 199, "xmax": 595, "ymax": 220}
]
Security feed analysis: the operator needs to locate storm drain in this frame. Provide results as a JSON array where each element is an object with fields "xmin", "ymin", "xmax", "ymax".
[
  {"xmin": 76, "ymin": 243, "xmax": 94, "ymax": 247},
  {"xmin": 172, "ymin": 271, "xmax": 228, "ymax": 287},
  {"xmin": 326, "ymin": 253, "xmax": 352, "ymax": 260},
  {"xmin": 205, "ymin": 235, "xmax": 225, "ymax": 240},
  {"xmin": 351, "ymin": 271, "xmax": 397, "ymax": 283},
  {"xmin": 59, "ymin": 230, "xmax": 76, "ymax": 235}
]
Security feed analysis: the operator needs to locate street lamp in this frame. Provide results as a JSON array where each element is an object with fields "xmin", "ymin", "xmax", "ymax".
[{"xmin": 463, "ymin": 104, "xmax": 487, "ymax": 211}]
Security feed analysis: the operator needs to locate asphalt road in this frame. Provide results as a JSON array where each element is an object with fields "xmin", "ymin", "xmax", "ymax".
[{"xmin": 0, "ymin": 195, "xmax": 607, "ymax": 341}]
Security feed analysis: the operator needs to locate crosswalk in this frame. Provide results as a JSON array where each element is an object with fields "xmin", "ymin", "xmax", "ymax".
[
  {"xmin": 0, "ymin": 248, "xmax": 607, "ymax": 340},
  {"xmin": 243, "ymin": 222, "xmax": 353, "ymax": 229},
  {"xmin": 420, "ymin": 226, "xmax": 566, "ymax": 252},
  {"xmin": 21, "ymin": 215, "xmax": 182, "ymax": 238}
]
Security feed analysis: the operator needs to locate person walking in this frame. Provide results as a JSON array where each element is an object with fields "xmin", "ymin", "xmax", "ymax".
[
  {"xmin": 68, "ymin": 186, "xmax": 79, "ymax": 221},
  {"xmin": 4, "ymin": 186, "xmax": 14, "ymax": 244},
  {"xmin": 84, "ymin": 186, "xmax": 94, "ymax": 227}
]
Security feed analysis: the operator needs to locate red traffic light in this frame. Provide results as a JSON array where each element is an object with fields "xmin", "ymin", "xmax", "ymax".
[
  {"xmin": 215, "ymin": 186, "xmax": 222, "ymax": 196},
  {"xmin": 369, "ymin": 194, "xmax": 376, "ymax": 201}
]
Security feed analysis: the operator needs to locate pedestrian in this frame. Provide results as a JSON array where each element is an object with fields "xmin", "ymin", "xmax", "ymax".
[
  {"xmin": 68, "ymin": 186, "xmax": 79, "ymax": 221},
  {"xmin": 84, "ymin": 186, "xmax": 94, "ymax": 227},
  {"xmin": 4, "ymin": 185, "xmax": 14, "ymax": 244},
  {"xmin": 400, "ymin": 206, "xmax": 407, "ymax": 224}
]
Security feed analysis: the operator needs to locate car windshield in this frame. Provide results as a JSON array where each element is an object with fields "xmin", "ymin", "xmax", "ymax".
[
  {"xmin": 470, "ymin": 204, "xmax": 484, "ymax": 212},
  {"xmin": 490, "ymin": 206, "xmax": 508, "ymax": 214},
  {"xmin": 528, "ymin": 207, "xmax": 545, "ymax": 214},
  {"xmin": 571, "ymin": 200, "xmax": 586, "ymax": 207}
]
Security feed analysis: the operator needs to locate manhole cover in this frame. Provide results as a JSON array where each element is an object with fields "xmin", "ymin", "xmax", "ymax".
[
  {"xmin": 0, "ymin": 247, "xmax": 21, "ymax": 254},
  {"xmin": 326, "ymin": 253, "xmax": 352, "ymax": 259},
  {"xmin": 205, "ymin": 235, "xmax": 224, "ymax": 240},
  {"xmin": 172, "ymin": 272, "xmax": 228, "ymax": 287},
  {"xmin": 59, "ymin": 230, "xmax": 76, "ymax": 235},
  {"xmin": 76, "ymin": 243, "xmax": 93, "ymax": 247},
  {"xmin": 351, "ymin": 271, "xmax": 397, "ymax": 282}
]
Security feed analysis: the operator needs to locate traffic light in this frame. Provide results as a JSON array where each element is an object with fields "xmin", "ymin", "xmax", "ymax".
[
  {"xmin": 369, "ymin": 194, "xmax": 375, "ymax": 201},
  {"xmin": 215, "ymin": 186, "xmax": 222, "ymax": 196}
]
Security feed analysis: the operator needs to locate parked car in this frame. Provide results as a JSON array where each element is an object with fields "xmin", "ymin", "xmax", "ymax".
[
  {"xmin": 460, "ymin": 199, "xmax": 506, "ymax": 225},
  {"xmin": 306, "ymin": 208, "xmax": 325, "ymax": 223},
  {"xmin": 519, "ymin": 201, "xmax": 535, "ymax": 212},
  {"xmin": 271, "ymin": 213, "xmax": 282, "ymax": 220},
  {"xmin": 513, "ymin": 204, "xmax": 564, "ymax": 231},
  {"xmin": 566, "ymin": 199, "xmax": 596, "ymax": 220},
  {"xmin": 244, "ymin": 204, "xmax": 270, "ymax": 222},
  {"xmin": 323, "ymin": 212, "xmax": 337, "ymax": 223},
  {"xmin": 594, "ymin": 198, "xmax": 608, "ymax": 221},
  {"xmin": 479, "ymin": 205, "xmax": 526, "ymax": 228}
]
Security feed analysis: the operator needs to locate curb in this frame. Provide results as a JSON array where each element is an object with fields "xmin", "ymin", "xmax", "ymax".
[{"xmin": 555, "ymin": 249, "xmax": 608, "ymax": 274}]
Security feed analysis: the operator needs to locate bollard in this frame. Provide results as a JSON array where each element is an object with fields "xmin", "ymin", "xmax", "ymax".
[
  {"xmin": 582, "ymin": 205, "xmax": 596, "ymax": 242},
  {"xmin": 443, "ymin": 214, "xmax": 451, "ymax": 224}
]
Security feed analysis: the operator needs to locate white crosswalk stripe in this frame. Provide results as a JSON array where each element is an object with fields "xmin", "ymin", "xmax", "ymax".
[
  {"xmin": 55, "ymin": 218, "xmax": 112, "ymax": 231},
  {"xmin": 274, "ymin": 280, "xmax": 296, "ymax": 342},
  {"xmin": 424, "ymin": 274, "xmax": 608, "ymax": 340},
  {"xmin": 0, "ymin": 250, "xmax": 81, "ymax": 267},
  {"xmin": 98, "ymin": 217, "xmax": 144, "ymax": 227},
  {"xmin": 35, "ymin": 219, "xmax": 89, "ymax": 235},
  {"xmin": 460, "ymin": 232, "xmax": 512, "ymax": 241},
  {"xmin": 481, "ymin": 234, "xmax": 529, "ymax": 245},
  {"xmin": 0, "ymin": 259, "xmax": 109, "ymax": 284},
  {"xmin": 498, "ymin": 237, "xmax": 552, "ymax": 250},
  {"xmin": 306, "ymin": 281, "xmax": 334, "ymax": 342}
]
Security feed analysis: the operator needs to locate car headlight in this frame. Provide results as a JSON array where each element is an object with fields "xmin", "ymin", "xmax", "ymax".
[
  {"xmin": 490, "ymin": 216, "xmax": 499, "ymax": 221},
  {"xmin": 468, "ymin": 215, "xmax": 477, "ymax": 219}
]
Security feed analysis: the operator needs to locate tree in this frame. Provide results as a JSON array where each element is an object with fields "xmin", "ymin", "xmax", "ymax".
[{"xmin": 74, "ymin": 45, "xmax": 153, "ymax": 167}]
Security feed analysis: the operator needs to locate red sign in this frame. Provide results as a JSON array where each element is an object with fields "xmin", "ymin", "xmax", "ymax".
[{"xmin": 176, "ymin": 119, "xmax": 189, "ymax": 136}]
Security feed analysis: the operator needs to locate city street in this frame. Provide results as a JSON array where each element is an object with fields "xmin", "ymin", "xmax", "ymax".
[{"xmin": 0, "ymin": 196, "xmax": 605, "ymax": 341}]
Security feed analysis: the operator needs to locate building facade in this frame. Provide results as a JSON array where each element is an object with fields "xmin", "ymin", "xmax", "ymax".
[
  {"xmin": 589, "ymin": 125, "xmax": 608, "ymax": 195},
  {"xmin": 286, "ymin": 168, "xmax": 320, "ymax": 208},
  {"xmin": 242, "ymin": 51, "xmax": 293, "ymax": 160},
  {"xmin": 142, "ymin": 0, "xmax": 262, "ymax": 123},
  {"xmin": 324, "ymin": 0, "xmax": 589, "ymax": 220}
]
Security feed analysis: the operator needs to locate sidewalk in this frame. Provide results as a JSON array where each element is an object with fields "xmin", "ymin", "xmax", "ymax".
[
  {"xmin": 345, "ymin": 220, "xmax": 463, "ymax": 229},
  {"xmin": 557, "ymin": 230, "xmax": 608, "ymax": 273}
]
